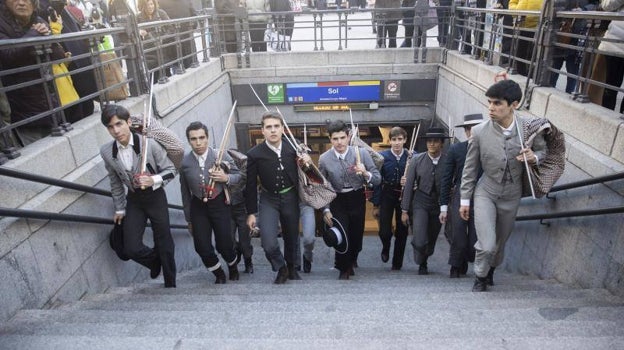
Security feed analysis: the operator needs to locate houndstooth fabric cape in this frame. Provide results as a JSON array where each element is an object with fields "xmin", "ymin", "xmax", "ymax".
[
  {"xmin": 521, "ymin": 118, "xmax": 566, "ymax": 198},
  {"xmin": 130, "ymin": 115, "xmax": 184, "ymax": 169}
]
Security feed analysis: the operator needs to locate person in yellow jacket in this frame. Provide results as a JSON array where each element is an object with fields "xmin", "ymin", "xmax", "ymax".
[
  {"xmin": 508, "ymin": 0, "xmax": 543, "ymax": 76},
  {"xmin": 49, "ymin": 11, "xmax": 80, "ymax": 108}
]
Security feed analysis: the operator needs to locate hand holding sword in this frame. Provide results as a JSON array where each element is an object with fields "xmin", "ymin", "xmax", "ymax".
[
  {"xmin": 348, "ymin": 108, "xmax": 363, "ymax": 177},
  {"xmin": 204, "ymin": 100, "xmax": 238, "ymax": 202}
]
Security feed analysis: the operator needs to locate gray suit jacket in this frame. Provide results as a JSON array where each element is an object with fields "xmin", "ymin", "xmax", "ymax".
[
  {"xmin": 401, "ymin": 151, "xmax": 447, "ymax": 212},
  {"xmin": 319, "ymin": 145, "xmax": 381, "ymax": 194},
  {"xmin": 100, "ymin": 133, "xmax": 177, "ymax": 212},
  {"xmin": 460, "ymin": 117, "xmax": 546, "ymax": 201},
  {"xmin": 179, "ymin": 148, "xmax": 241, "ymax": 222}
]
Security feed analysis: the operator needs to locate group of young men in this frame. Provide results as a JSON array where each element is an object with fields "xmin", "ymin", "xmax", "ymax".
[{"xmin": 99, "ymin": 79, "xmax": 549, "ymax": 292}]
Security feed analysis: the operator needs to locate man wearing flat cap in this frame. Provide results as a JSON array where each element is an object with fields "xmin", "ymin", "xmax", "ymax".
[
  {"xmin": 401, "ymin": 127, "xmax": 449, "ymax": 275},
  {"xmin": 439, "ymin": 114, "xmax": 484, "ymax": 279}
]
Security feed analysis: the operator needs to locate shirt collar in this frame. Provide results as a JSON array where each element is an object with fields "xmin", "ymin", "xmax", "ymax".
[
  {"xmin": 266, "ymin": 141, "xmax": 282, "ymax": 156},
  {"xmin": 116, "ymin": 136, "xmax": 134, "ymax": 150},
  {"xmin": 391, "ymin": 148, "xmax": 404, "ymax": 159},
  {"xmin": 334, "ymin": 148, "xmax": 349, "ymax": 159}
]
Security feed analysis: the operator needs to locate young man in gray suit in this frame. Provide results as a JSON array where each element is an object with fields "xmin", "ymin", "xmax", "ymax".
[
  {"xmin": 100, "ymin": 104, "xmax": 177, "ymax": 288},
  {"xmin": 319, "ymin": 120, "xmax": 381, "ymax": 280},
  {"xmin": 400, "ymin": 128, "xmax": 449, "ymax": 275},
  {"xmin": 460, "ymin": 80, "xmax": 546, "ymax": 292},
  {"xmin": 179, "ymin": 121, "xmax": 241, "ymax": 284}
]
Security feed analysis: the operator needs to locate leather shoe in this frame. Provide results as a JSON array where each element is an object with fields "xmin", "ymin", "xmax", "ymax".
[
  {"xmin": 228, "ymin": 265, "xmax": 239, "ymax": 281},
  {"xmin": 450, "ymin": 266, "xmax": 460, "ymax": 278},
  {"xmin": 303, "ymin": 257, "xmax": 312, "ymax": 273},
  {"xmin": 381, "ymin": 249, "xmax": 390, "ymax": 262},
  {"xmin": 418, "ymin": 262, "xmax": 428, "ymax": 275},
  {"xmin": 274, "ymin": 265, "xmax": 289, "ymax": 284},
  {"xmin": 213, "ymin": 267, "xmax": 227, "ymax": 284},
  {"xmin": 287, "ymin": 264, "xmax": 301, "ymax": 280},
  {"xmin": 486, "ymin": 267, "xmax": 496, "ymax": 286},
  {"xmin": 244, "ymin": 258, "xmax": 254, "ymax": 274},
  {"xmin": 150, "ymin": 259, "xmax": 161, "ymax": 279},
  {"xmin": 460, "ymin": 261, "xmax": 469, "ymax": 275},
  {"xmin": 234, "ymin": 242, "xmax": 242, "ymax": 265},
  {"xmin": 472, "ymin": 277, "xmax": 488, "ymax": 292}
]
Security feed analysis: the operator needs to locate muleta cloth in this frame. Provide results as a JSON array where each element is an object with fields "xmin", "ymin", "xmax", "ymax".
[
  {"xmin": 421, "ymin": 127, "xmax": 450, "ymax": 139},
  {"xmin": 455, "ymin": 113, "xmax": 485, "ymax": 128},
  {"xmin": 322, "ymin": 217, "xmax": 348, "ymax": 254}
]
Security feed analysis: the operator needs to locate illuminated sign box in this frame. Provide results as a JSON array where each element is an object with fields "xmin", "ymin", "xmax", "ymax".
[
  {"xmin": 286, "ymin": 81, "xmax": 381, "ymax": 104},
  {"xmin": 293, "ymin": 103, "xmax": 375, "ymax": 112}
]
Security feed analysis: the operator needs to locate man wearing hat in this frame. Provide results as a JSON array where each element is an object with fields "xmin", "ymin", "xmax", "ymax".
[
  {"xmin": 439, "ymin": 114, "xmax": 484, "ymax": 279},
  {"xmin": 400, "ymin": 127, "xmax": 449, "ymax": 275}
]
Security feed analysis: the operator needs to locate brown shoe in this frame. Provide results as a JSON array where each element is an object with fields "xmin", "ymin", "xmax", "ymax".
[{"xmin": 274, "ymin": 265, "xmax": 289, "ymax": 284}]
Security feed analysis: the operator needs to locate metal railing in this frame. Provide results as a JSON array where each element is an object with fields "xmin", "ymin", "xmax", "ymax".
[
  {"xmin": 517, "ymin": 172, "xmax": 624, "ymax": 225},
  {"xmin": 0, "ymin": 166, "xmax": 186, "ymax": 228}
]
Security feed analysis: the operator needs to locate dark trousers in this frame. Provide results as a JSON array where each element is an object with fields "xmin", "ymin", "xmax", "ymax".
[
  {"xmin": 447, "ymin": 189, "xmax": 477, "ymax": 267},
  {"xmin": 258, "ymin": 189, "xmax": 300, "ymax": 271},
  {"xmin": 410, "ymin": 201, "xmax": 442, "ymax": 265},
  {"xmin": 514, "ymin": 29, "xmax": 535, "ymax": 77},
  {"xmin": 249, "ymin": 21, "xmax": 268, "ymax": 52},
  {"xmin": 378, "ymin": 185, "xmax": 408, "ymax": 268},
  {"xmin": 550, "ymin": 53, "xmax": 580, "ymax": 94},
  {"xmin": 401, "ymin": 24, "xmax": 423, "ymax": 48},
  {"xmin": 331, "ymin": 189, "xmax": 366, "ymax": 272},
  {"xmin": 230, "ymin": 201, "xmax": 253, "ymax": 259},
  {"xmin": 124, "ymin": 187, "xmax": 176, "ymax": 287},
  {"xmin": 190, "ymin": 194, "xmax": 236, "ymax": 269},
  {"xmin": 376, "ymin": 20, "xmax": 398, "ymax": 48},
  {"xmin": 602, "ymin": 55, "xmax": 624, "ymax": 113}
]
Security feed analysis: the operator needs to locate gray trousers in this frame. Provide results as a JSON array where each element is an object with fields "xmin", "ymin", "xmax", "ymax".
[
  {"xmin": 410, "ymin": 205, "xmax": 442, "ymax": 266},
  {"xmin": 258, "ymin": 189, "xmax": 300, "ymax": 271},
  {"xmin": 297, "ymin": 203, "xmax": 316, "ymax": 263},
  {"xmin": 472, "ymin": 184, "xmax": 521, "ymax": 278}
]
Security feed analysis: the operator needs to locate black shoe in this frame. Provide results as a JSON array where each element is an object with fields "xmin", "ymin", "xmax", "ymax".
[
  {"xmin": 472, "ymin": 277, "xmax": 488, "ymax": 292},
  {"xmin": 418, "ymin": 262, "xmax": 428, "ymax": 275},
  {"xmin": 150, "ymin": 259, "xmax": 161, "ymax": 279},
  {"xmin": 244, "ymin": 258, "xmax": 254, "ymax": 274},
  {"xmin": 274, "ymin": 265, "xmax": 289, "ymax": 284},
  {"xmin": 450, "ymin": 266, "xmax": 460, "ymax": 278},
  {"xmin": 303, "ymin": 257, "xmax": 312, "ymax": 273},
  {"xmin": 164, "ymin": 282, "xmax": 176, "ymax": 288},
  {"xmin": 349, "ymin": 265, "xmax": 355, "ymax": 276},
  {"xmin": 229, "ymin": 265, "xmax": 239, "ymax": 281},
  {"xmin": 460, "ymin": 261, "xmax": 469, "ymax": 275},
  {"xmin": 391, "ymin": 265, "xmax": 401, "ymax": 271},
  {"xmin": 339, "ymin": 270, "xmax": 350, "ymax": 280},
  {"xmin": 234, "ymin": 242, "xmax": 242, "ymax": 265},
  {"xmin": 381, "ymin": 247, "xmax": 389, "ymax": 263},
  {"xmin": 486, "ymin": 267, "xmax": 496, "ymax": 286},
  {"xmin": 213, "ymin": 267, "xmax": 227, "ymax": 284},
  {"xmin": 287, "ymin": 264, "xmax": 302, "ymax": 280},
  {"xmin": 353, "ymin": 260, "xmax": 358, "ymax": 268}
]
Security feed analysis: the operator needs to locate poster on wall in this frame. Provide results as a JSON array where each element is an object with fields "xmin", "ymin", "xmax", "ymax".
[
  {"xmin": 286, "ymin": 81, "xmax": 381, "ymax": 104},
  {"xmin": 383, "ymin": 80, "xmax": 401, "ymax": 100}
]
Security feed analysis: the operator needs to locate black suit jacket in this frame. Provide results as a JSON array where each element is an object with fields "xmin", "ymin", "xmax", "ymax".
[
  {"xmin": 245, "ymin": 139, "xmax": 299, "ymax": 215},
  {"xmin": 439, "ymin": 141, "xmax": 468, "ymax": 207}
]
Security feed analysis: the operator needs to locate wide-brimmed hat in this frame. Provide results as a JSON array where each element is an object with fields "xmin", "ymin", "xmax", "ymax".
[
  {"xmin": 421, "ymin": 127, "xmax": 449, "ymax": 139},
  {"xmin": 322, "ymin": 217, "xmax": 348, "ymax": 254},
  {"xmin": 455, "ymin": 113, "xmax": 485, "ymax": 128}
]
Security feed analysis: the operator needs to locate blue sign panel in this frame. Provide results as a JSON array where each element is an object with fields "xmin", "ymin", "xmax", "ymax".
[{"xmin": 286, "ymin": 81, "xmax": 381, "ymax": 103}]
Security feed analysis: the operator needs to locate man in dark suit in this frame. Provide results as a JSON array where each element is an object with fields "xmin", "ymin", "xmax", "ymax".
[
  {"xmin": 460, "ymin": 80, "xmax": 546, "ymax": 292},
  {"xmin": 179, "ymin": 121, "xmax": 241, "ymax": 284},
  {"xmin": 319, "ymin": 120, "xmax": 381, "ymax": 280},
  {"xmin": 371, "ymin": 126, "xmax": 409, "ymax": 270},
  {"xmin": 99, "ymin": 104, "xmax": 177, "ymax": 288},
  {"xmin": 401, "ymin": 128, "xmax": 449, "ymax": 275},
  {"xmin": 245, "ymin": 111, "xmax": 311, "ymax": 284},
  {"xmin": 439, "ymin": 114, "xmax": 484, "ymax": 279}
]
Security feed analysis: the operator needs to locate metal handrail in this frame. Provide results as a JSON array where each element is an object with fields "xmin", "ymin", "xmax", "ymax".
[
  {"xmin": 0, "ymin": 207, "xmax": 188, "ymax": 230},
  {"xmin": 0, "ymin": 166, "xmax": 184, "ymax": 211}
]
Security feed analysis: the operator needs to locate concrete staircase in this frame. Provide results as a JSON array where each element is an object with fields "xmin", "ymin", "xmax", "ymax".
[{"xmin": 1, "ymin": 236, "xmax": 623, "ymax": 350}]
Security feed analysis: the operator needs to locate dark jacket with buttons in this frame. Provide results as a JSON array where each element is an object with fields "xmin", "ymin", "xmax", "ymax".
[{"xmin": 245, "ymin": 138, "xmax": 299, "ymax": 215}]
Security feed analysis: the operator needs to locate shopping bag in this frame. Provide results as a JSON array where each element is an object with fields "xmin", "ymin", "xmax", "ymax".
[{"xmin": 96, "ymin": 41, "xmax": 128, "ymax": 101}]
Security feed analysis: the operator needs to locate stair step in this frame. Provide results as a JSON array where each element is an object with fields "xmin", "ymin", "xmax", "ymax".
[{"xmin": 1, "ymin": 335, "xmax": 623, "ymax": 350}]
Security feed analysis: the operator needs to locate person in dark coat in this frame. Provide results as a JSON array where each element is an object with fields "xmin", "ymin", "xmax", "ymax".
[
  {"xmin": 400, "ymin": 128, "xmax": 449, "ymax": 275},
  {"xmin": 0, "ymin": 0, "xmax": 65, "ymax": 145},
  {"xmin": 439, "ymin": 114, "xmax": 483, "ymax": 278},
  {"xmin": 375, "ymin": 0, "xmax": 401, "ymax": 48},
  {"xmin": 270, "ymin": 0, "xmax": 294, "ymax": 37},
  {"xmin": 158, "ymin": 0, "xmax": 197, "ymax": 69},
  {"xmin": 214, "ymin": 0, "xmax": 239, "ymax": 53},
  {"xmin": 137, "ymin": 0, "xmax": 175, "ymax": 81}
]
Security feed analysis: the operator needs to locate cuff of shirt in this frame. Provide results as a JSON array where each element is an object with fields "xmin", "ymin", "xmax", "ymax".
[
  {"xmin": 460, "ymin": 199, "xmax": 471, "ymax": 207},
  {"xmin": 440, "ymin": 205, "xmax": 448, "ymax": 212},
  {"xmin": 152, "ymin": 175, "xmax": 163, "ymax": 190},
  {"xmin": 115, "ymin": 210, "xmax": 125, "ymax": 216},
  {"xmin": 534, "ymin": 154, "xmax": 540, "ymax": 166},
  {"xmin": 323, "ymin": 208, "xmax": 331, "ymax": 214}
]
